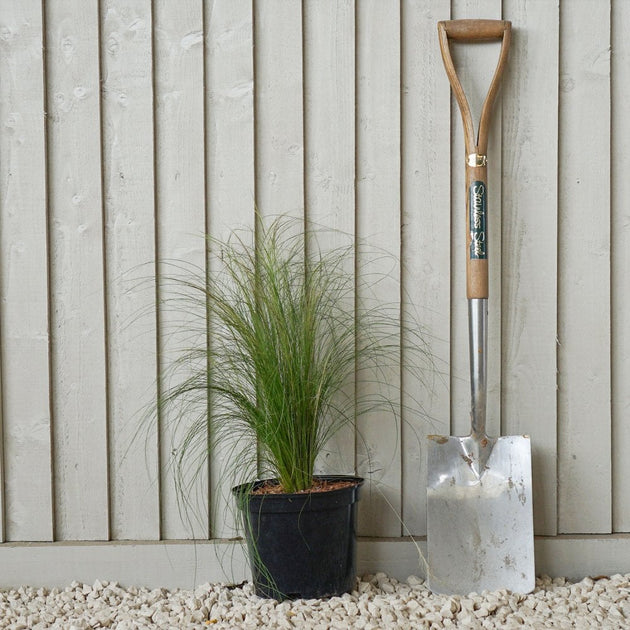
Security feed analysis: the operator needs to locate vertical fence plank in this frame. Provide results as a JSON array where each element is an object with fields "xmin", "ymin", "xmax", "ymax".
[
  {"xmin": 154, "ymin": 0, "xmax": 207, "ymax": 539},
  {"xmin": 252, "ymin": 0, "xmax": 304, "ymax": 486},
  {"xmin": 400, "ymin": 0, "xmax": 451, "ymax": 536},
  {"xmin": 612, "ymin": 0, "xmax": 630, "ymax": 533},
  {"xmin": 0, "ymin": 370, "xmax": 3, "ymax": 542},
  {"xmin": 0, "ymin": 0, "xmax": 54, "ymax": 542},
  {"xmin": 46, "ymin": 0, "xmax": 109, "ymax": 541},
  {"xmin": 449, "ymin": 0, "xmax": 503, "ymax": 441},
  {"xmin": 205, "ymin": 0, "xmax": 255, "ymax": 539},
  {"xmin": 558, "ymin": 1, "xmax": 611, "ymax": 534},
  {"xmin": 303, "ymin": 0, "xmax": 356, "ymax": 477},
  {"xmin": 101, "ymin": 0, "xmax": 159, "ymax": 540},
  {"xmin": 253, "ymin": 0, "xmax": 304, "ymax": 222},
  {"xmin": 502, "ymin": 0, "xmax": 559, "ymax": 537},
  {"xmin": 355, "ymin": 0, "xmax": 402, "ymax": 537}
]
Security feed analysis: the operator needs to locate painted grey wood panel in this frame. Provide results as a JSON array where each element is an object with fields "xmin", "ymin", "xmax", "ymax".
[
  {"xmin": 153, "ymin": 0, "xmax": 208, "ymax": 539},
  {"xmin": 2, "ymin": 536, "xmax": 630, "ymax": 589},
  {"xmin": 558, "ymin": 0, "xmax": 612, "ymax": 534},
  {"xmin": 355, "ymin": 0, "xmax": 402, "ymax": 537},
  {"xmin": 253, "ymin": 0, "xmax": 304, "ymax": 222},
  {"xmin": 0, "ymin": 370, "xmax": 3, "ymax": 542},
  {"xmin": 0, "ymin": 0, "xmax": 54, "ymax": 542},
  {"xmin": 502, "ymin": 0, "xmax": 559, "ymax": 536},
  {"xmin": 303, "ymin": 0, "xmax": 356, "ymax": 477},
  {"xmin": 252, "ymin": 0, "xmax": 305, "ymax": 486},
  {"xmin": 400, "ymin": 0, "xmax": 451, "ymax": 536},
  {"xmin": 45, "ymin": 0, "xmax": 109, "ymax": 541},
  {"xmin": 100, "ymin": 0, "xmax": 160, "ymax": 541},
  {"xmin": 0, "ymin": 0, "xmax": 628, "ymax": 551},
  {"xmin": 205, "ymin": 0, "xmax": 255, "ymax": 539},
  {"xmin": 611, "ymin": 0, "xmax": 630, "ymax": 533}
]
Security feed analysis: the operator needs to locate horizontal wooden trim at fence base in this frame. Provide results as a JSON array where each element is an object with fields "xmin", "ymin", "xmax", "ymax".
[{"xmin": 0, "ymin": 536, "xmax": 629, "ymax": 590}]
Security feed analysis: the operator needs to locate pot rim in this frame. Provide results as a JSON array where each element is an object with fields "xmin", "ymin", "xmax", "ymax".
[{"xmin": 231, "ymin": 474, "xmax": 364, "ymax": 499}]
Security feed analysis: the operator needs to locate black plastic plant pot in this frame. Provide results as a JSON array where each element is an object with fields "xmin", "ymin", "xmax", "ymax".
[{"xmin": 232, "ymin": 475, "xmax": 364, "ymax": 600}]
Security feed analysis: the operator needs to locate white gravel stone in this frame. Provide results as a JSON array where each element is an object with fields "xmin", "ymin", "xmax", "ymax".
[{"xmin": 0, "ymin": 573, "xmax": 629, "ymax": 628}]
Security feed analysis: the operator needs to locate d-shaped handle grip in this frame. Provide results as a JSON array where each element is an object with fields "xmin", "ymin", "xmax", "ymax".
[
  {"xmin": 439, "ymin": 19, "xmax": 510, "ymax": 41},
  {"xmin": 438, "ymin": 19, "xmax": 511, "ymax": 299}
]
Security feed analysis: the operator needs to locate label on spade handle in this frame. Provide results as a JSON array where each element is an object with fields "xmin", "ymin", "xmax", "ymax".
[{"xmin": 469, "ymin": 181, "xmax": 487, "ymax": 260}]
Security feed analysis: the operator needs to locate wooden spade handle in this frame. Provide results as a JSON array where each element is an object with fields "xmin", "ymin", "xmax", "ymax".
[
  {"xmin": 439, "ymin": 19, "xmax": 509, "ymax": 41},
  {"xmin": 437, "ymin": 19, "xmax": 511, "ymax": 299}
]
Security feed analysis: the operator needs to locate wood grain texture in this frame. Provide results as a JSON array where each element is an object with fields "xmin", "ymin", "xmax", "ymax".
[
  {"xmin": 438, "ymin": 19, "xmax": 511, "ymax": 158},
  {"xmin": 449, "ymin": 0, "xmax": 503, "ymax": 440},
  {"xmin": 101, "ymin": 0, "xmax": 159, "ymax": 541},
  {"xmin": 205, "ymin": 0, "xmax": 255, "ymax": 539},
  {"xmin": 440, "ymin": 19, "xmax": 509, "ymax": 42},
  {"xmin": 253, "ymin": 0, "xmax": 304, "ymax": 222},
  {"xmin": 0, "ymin": 0, "xmax": 628, "ymax": 549},
  {"xmin": 611, "ymin": 0, "xmax": 630, "ymax": 533},
  {"xmin": 45, "ymin": 0, "xmax": 109, "ymax": 541},
  {"xmin": 303, "ymin": 0, "xmax": 356, "ymax": 478},
  {"xmin": 558, "ymin": 0, "xmax": 612, "ymax": 534},
  {"xmin": 501, "ymin": 0, "xmax": 559, "ymax": 537},
  {"xmin": 154, "ymin": 0, "xmax": 207, "ymax": 540},
  {"xmin": 0, "ymin": 0, "xmax": 54, "ymax": 542},
  {"xmin": 400, "ymin": 0, "xmax": 451, "ymax": 536},
  {"xmin": 355, "ymin": 0, "xmax": 402, "ymax": 537}
]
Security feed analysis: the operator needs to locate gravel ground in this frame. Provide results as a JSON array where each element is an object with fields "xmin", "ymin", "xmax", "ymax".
[{"xmin": 1, "ymin": 573, "xmax": 628, "ymax": 629}]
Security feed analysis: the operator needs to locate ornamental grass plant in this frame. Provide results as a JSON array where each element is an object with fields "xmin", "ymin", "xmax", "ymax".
[{"xmin": 155, "ymin": 215, "xmax": 431, "ymax": 504}]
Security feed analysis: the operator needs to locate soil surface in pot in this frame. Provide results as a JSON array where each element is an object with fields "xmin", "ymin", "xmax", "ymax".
[{"xmin": 251, "ymin": 478, "xmax": 358, "ymax": 496}]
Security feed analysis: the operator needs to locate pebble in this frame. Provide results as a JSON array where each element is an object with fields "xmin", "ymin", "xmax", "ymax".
[{"xmin": 0, "ymin": 574, "xmax": 628, "ymax": 629}]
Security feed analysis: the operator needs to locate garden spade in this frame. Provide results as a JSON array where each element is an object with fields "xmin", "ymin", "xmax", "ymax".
[{"xmin": 427, "ymin": 20, "xmax": 535, "ymax": 596}]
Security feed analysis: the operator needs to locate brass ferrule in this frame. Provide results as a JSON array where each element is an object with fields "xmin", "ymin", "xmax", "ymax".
[{"xmin": 467, "ymin": 153, "xmax": 487, "ymax": 167}]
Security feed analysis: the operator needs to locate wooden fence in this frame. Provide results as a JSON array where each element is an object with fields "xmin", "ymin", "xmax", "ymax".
[{"xmin": 0, "ymin": 0, "xmax": 628, "ymax": 581}]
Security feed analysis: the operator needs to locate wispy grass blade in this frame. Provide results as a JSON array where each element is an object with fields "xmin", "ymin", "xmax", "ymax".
[{"xmin": 151, "ymin": 215, "xmax": 433, "ymax": 499}]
